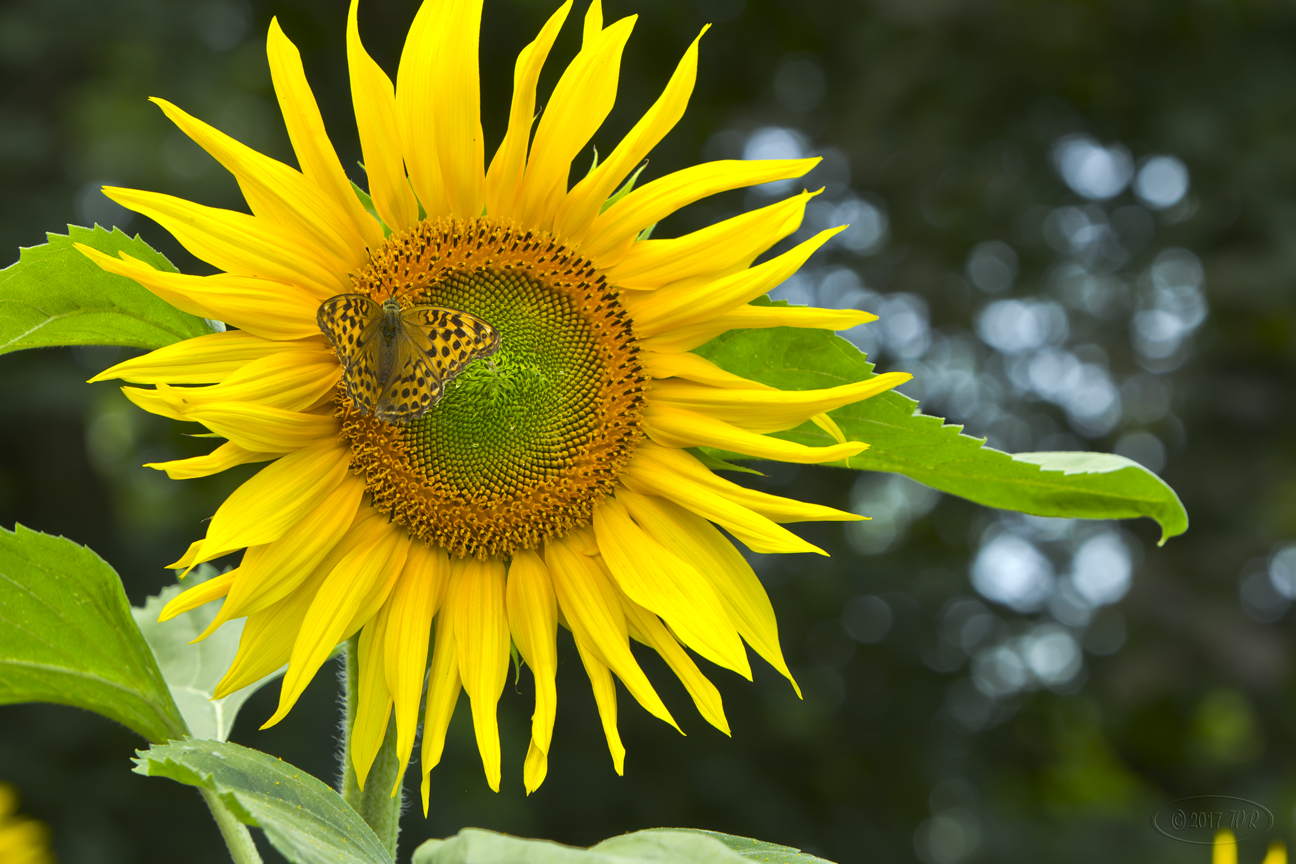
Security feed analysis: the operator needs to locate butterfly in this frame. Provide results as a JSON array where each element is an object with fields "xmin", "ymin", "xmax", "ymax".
[{"xmin": 317, "ymin": 293, "xmax": 501, "ymax": 424}]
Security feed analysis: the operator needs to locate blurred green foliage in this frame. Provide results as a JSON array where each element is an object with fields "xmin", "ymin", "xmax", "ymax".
[{"xmin": 2, "ymin": 1, "xmax": 1295, "ymax": 863}]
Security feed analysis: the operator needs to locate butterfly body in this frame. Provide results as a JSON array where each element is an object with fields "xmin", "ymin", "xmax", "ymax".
[{"xmin": 317, "ymin": 293, "xmax": 501, "ymax": 424}]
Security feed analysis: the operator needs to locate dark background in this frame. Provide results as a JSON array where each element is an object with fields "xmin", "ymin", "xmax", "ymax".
[{"xmin": 2, "ymin": 0, "xmax": 1294, "ymax": 862}]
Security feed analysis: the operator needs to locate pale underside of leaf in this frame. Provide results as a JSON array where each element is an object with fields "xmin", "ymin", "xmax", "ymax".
[
  {"xmin": 132, "ymin": 565, "xmax": 286, "ymax": 742},
  {"xmin": 411, "ymin": 827, "xmax": 828, "ymax": 864},
  {"xmin": 134, "ymin": 738, "xmax": 391, "ymax": 864}
]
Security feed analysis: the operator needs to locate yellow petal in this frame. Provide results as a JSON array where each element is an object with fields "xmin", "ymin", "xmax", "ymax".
[
  {"xmin": 582, "ymin": 158, "xmax": 819, "ymax": 264},
  {"xmin": 553, "ymin": 26, "xmax": 707, "ymax": 244},
  {"xmin": 347, "ymin": 0, "xmax": 418, "ymax": 233},
  {"xmin": 627, "ymin": 227, "xmax": 843, "ymax": 337},
  {"xmin": 213, "ymin": 570, "xmax": 326, "ymax": 698},
  {"xmin": 644, "ymin": 402, "xmax": 867, "ymax": 464},
  {"xmin": 605, "ymin": 190, "xmax": 814, "ymax": 290},
  {"xmin": 593, "ymin": 497, "xmax": 749, "ymax": 677},
  {"xmin": 350, "ymin": 614, "xmax": 394, "ymax": 790},
  {"xmin": 810, "ymin": 413, "xmax": 847, "ymax": 444},
  {"xmin": 574, "ymin": 637, "xmax": 626, "ymax": 774},
  {"xmin": 643, "ymin": 355, "xmax": 859, "ymax": 445},
  {"xmin": 582, "ymin": 0, "xmax": 603, "ymax": 43},
  {"xmin": 641, "ymin": 304, "xmax": 878, "ymax": 354},
  {"xmin": 447, "ymin": 556, "xmax": 509, "ymax": 792},
  {"xmin": 145, "ymin": 441, "xmax": 278, "ymax": 480},
  {"xmin": 267, "ymin": 18, "xmax": 382, "ymax": 249},
  {"xmin": 191, "ymin": 438, "xmax": 350, "ymax": 566},
  {"xmin": 76, "ymin": 246, "xmax": 324, "ymax": 340},
  {"xmin": 384, "ymin": 542, "xmax": 449, "ymax": 791},
  {"xmin": 649, "ymin": 372, "xmax": 911, "ymax": 434},
  {"xmin": 522, "ymin": 739, "xmax": 549, "ymax": 794},
  {"xmin": 204, "ymin": 472, "xmax": 366, "ymax": 626},
  {"xmin": 420, "ymin": 611, "xmax": 463, "ymax": 814},
  {"xmin": 617, "ymin": 489, "xmax": 799, "ymax": 697},
  {"xmin": 628, "ymin": 441, "xmax": 860, "ymax": 525},
  {"xmin": 123, "ymin": 345, "xmax": 341, "ymax": 422},
  {"xmin": 184, "ymin": 403, "xmax": 338, "ymax": 454},
  {"xmin": 157, "ymin": 570, "xmax": 237, "ymax": 622},
  {"xmin": 436, "ymin": 0, "xmax": 486, "ymax": 218},
  {"xmin": 169, "ymin": 539, "xmax": 204, "ymax": 571},
  {"xmin": 396, "ymin": 0, "xmax": 448, "ymax": 217},
  {"xmin": 395, "ymin": 0, "xmax": 487, "ymax": 219},
  {"xmin": 544, "ymin": 536, "xmax": 677, "ymax": 730},
  {"xmin": 642, "ymin": 350, "xmax": 769, "ymax": 387},
  {"xmin": 344, "ymin": 531, "xmax": 413, "ymax": 641},
  {"xmin": 215, "ymin": 605, "xmax": 300, "ymax": 697},
  {"xmin": 1215, "ymin": 832, "xmax": 1238, "ymax": 864},
  {"xmin": 620, "ymin": 443, "xmax": 829, "ymax": 555},
  {"xmin": 265, "ymin": 517, "xmax": 409, "ymax": 726},
  {"xmin": 618, "ymin": 590, "xmax": 730, "ymax": 735},
  {"xmin": 484, "ymin": 1, "xmax": 572, "ymax": 218},
  {"xmin": 151, "ymin": 97, "xmax": 367, "ymax": 267},
  {"xmin": 516, "ymin": 16, "xmax": 637, "ymax": 230},
  {"xmin": 505, "ymin": 550, "xmax": 558, "ymax": 777},
  {"xmin": 102, "ymin": 188, "xmax": 352, "ymax": 299},
  {"xmin": 1262, "ymin": 841, "xmax": 1287, "ymax": 864},
  {"xmin": 90, "ymin": 330, "xmax": 309, "ymax": 385}
]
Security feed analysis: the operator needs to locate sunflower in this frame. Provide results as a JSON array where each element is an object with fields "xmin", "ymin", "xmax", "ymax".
[
  {"xmin": 78, "ymin": 0, "xmax": 909, "ymax": 804},
  {"xmin": 0, "ymin": 784, "xmax": 53, "ymax": 864}
]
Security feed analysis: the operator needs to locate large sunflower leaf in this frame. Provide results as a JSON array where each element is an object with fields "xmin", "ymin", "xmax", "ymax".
[
  {"xmin": 0, "ymin": 224, "xmax": 214, "ymax": 356},
  {"xmin": 647, "ymin": 830, "xmax": 835, "ymax": 864},
  {"xmin": 132, "ymin": 566, "xmax": 286, "ymax": 743},
  {"xmin": 133, "ymin": 739, "xmax": 391, "ymax": 864},
  {"xmin": 694, "ymin": 319, "xmax": 1188, "ymax": 543},
  {"xmin": 0, "ymin": 524, "xmax": 188, "ymax": 743},
  {"xmin": 411, "ymin": 828, "xmax": 800, "ymax": 864}
]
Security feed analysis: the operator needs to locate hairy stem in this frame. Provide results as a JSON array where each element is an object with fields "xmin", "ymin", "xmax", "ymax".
[{"xmin": 340, "ymin": 634, "xmax": 406, "ymax": 860}]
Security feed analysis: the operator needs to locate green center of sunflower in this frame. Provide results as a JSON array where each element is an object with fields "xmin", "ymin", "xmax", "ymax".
[
  {"xmin": 338, "ymin": 217, "xmax": 648, "ymax": 558},
  {"xmin": 408, "ymin": 268, "xmax": 600, "ymax": 493}
]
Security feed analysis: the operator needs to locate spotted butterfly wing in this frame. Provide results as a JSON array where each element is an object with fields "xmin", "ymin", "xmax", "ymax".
[
  {"xmin": 374, "ymin": 305, "xmax": 502, "ymax": 422},
  {"xmin": 317, "ymin": 294, "xmax": 387, "ymax": 415},
  {"xmin": 317, "ymin": 293, "xmax": 501, "ymax": 424}
]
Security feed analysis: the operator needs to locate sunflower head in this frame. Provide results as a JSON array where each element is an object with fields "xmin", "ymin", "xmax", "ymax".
[
  {"xmin": 81, "ymin": 0, "xmax": 907, "ymax": 801},
  {"xmin": 339, "ymin": 217, "xmax": 649, "ymax": 558}
]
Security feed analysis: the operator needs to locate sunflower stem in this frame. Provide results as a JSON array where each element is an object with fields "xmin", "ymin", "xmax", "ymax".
[
  {"xmin": 199, "ymin": 787, "xmax": 263, "ymax": 864},
  {"xmin": 340, "ymin": 635, "xmax": 406, "ymax": 860}
]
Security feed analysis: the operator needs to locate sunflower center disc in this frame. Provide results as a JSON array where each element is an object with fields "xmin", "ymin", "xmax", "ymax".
[{"xmin": 339, "ymin": 217, "xmax": 648, "ymax": 558}]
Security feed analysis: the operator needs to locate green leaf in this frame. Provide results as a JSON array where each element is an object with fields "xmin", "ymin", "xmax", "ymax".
[
  {"xmin": 0, "ymin": 524, "xmax": 188, "ymax": 743},
  {"xmin": 134, "ymin": 739, "xmax": 391, "ymax": 864},
  {"xmin": 132, "ymin": 566, "xmax": 286, "ymax": 742},
  {"xmin": 693, "ymin": 321, "xmax": 1189, "ymax": 543},
  {"xmin": 412, "ymin": 831, "xmax": 599, "ymax": 864},
  {"xmin": 687, "ymin": 447, "xmax": 765, "ymax": 476},
  {"xmin": 656, "ymin": 830, "xmax": 836, "ymax": 864},
  {"xmin": 351, "ymin": 176, "xmax": 393, "ymax": 239},
  {"xmin": 411, "ymin": 828, "xmax": 767, "ymax": 864},
  {"xmin": 0, "ymin": 224, "xmax": 214, "ymax": 355},
  {"xmin": 591, "ymin": 831, "xmax": 766, "ymax": 862},
  {"xmin": 600, "ymin": 160, "xmax": 648, "ymax": 213}
]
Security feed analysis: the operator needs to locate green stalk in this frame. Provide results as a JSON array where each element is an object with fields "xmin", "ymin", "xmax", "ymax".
[
  {"xmin": 199, "ymin": 787, "xmax": 263, "ymax": 864},
  {"xmin": 340, "ymin": 634, "xmax": 406, "ymax": 860}
]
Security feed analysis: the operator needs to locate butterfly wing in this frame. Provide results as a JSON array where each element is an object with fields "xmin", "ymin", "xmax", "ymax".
[
  {"xmin": 372, "ymin": 306, "xmax": 502, "ymax": 423},
  {"xmin": 317, "ymin": 293, "xmax": 385, "ymax": 415}
]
